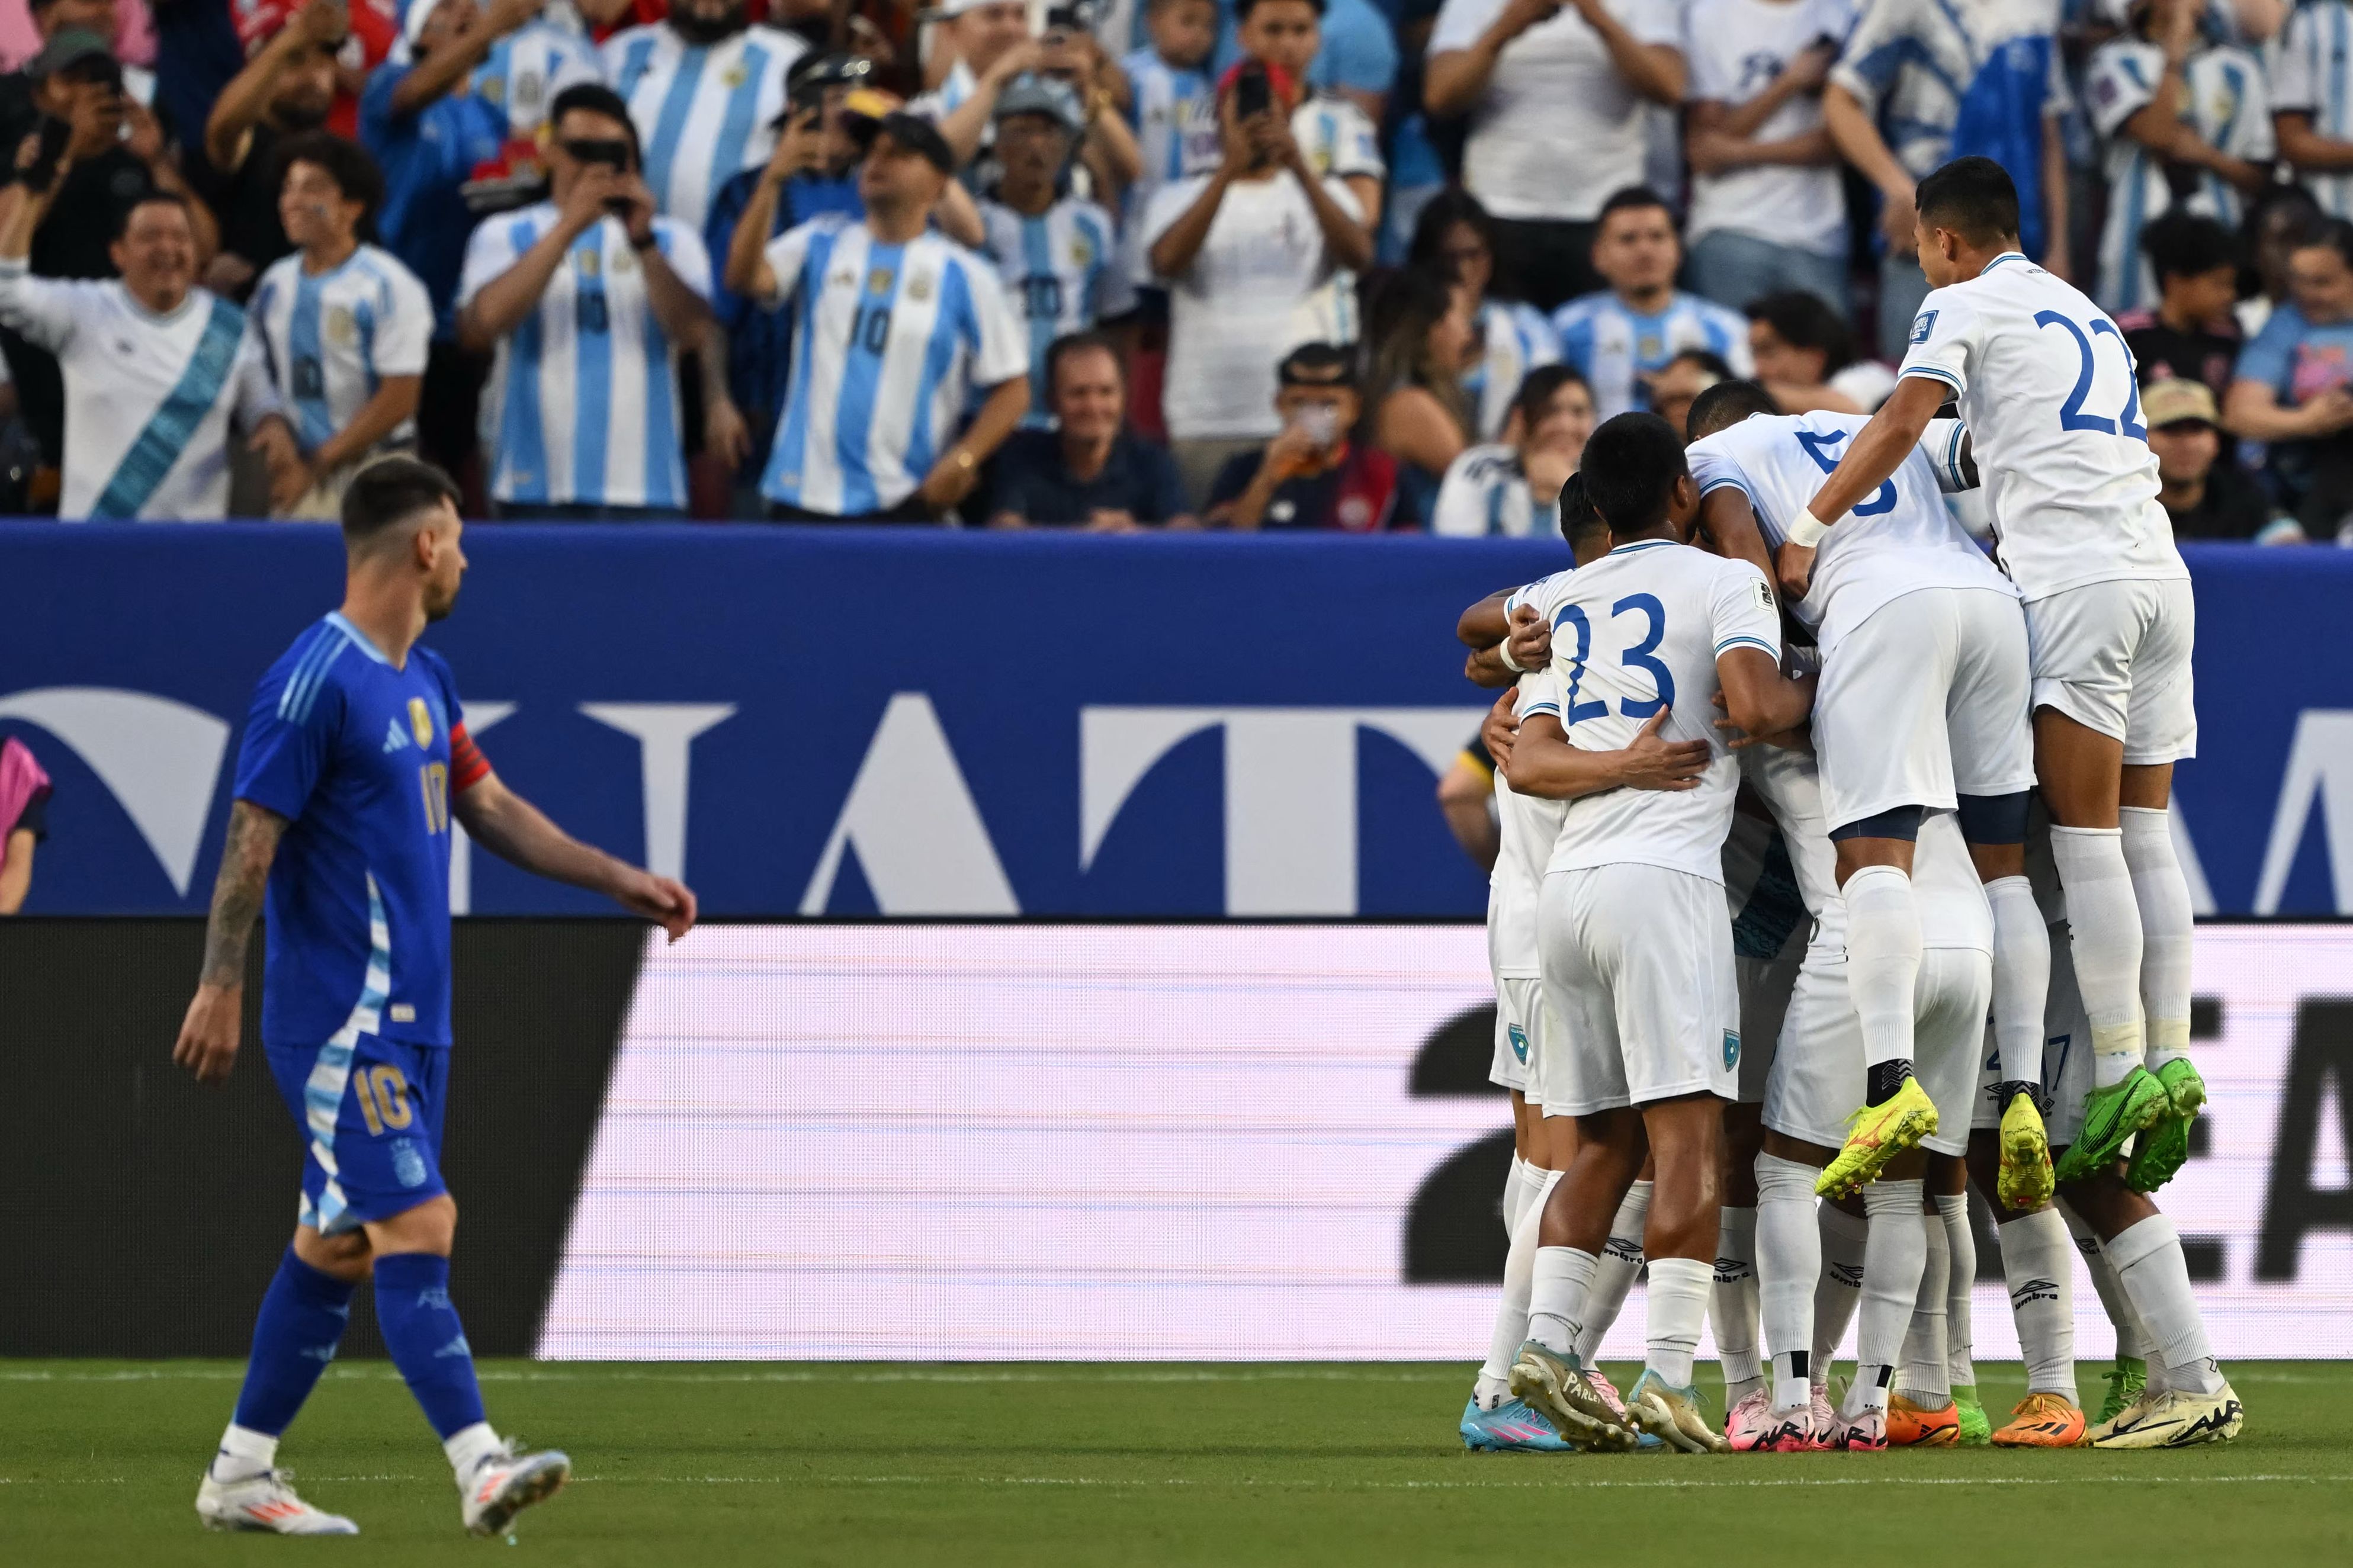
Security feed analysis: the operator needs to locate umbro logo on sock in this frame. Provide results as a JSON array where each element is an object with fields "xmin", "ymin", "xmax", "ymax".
[
  {"xmin": 1713, "ymin": 1257, "xmax": 1753, "ymax": 1284},
  {"xmin": 1603, "ymin": 1237, "xmax": 1644, "ymax": 1264},
  {"xmin": 1831, "ymin": 1262, "xmax": 1864, "ymax": 1288},
  {"xmin": 383, "ymin": 719, "xmax": 410, "ymax": 753},
  {"xmin": 2011, "ymin": 1277, "xmax": 2062, "ymax": 1307}
]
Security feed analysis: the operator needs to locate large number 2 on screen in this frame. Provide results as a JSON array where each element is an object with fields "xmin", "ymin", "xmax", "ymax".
[
  {"xmin": 1552, "ymin": 596, "xmax": 1675, "ymax": 722},
  {"xmin": 2035, "ymin": 310, "xmax": 2147, "ymax": 440}
]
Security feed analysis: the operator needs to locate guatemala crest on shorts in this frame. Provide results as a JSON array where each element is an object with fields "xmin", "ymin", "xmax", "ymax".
[
  {"xmin": 1508, "ymin": 1024, "xmax": 1529, "ymax": 1065},
  {"xmin": 1722, "ymin": 1029, "xmax": 1741, "ymax": 1069}
]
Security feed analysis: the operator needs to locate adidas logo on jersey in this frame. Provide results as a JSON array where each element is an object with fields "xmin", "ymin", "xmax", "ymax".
[{"xmin": 383, "ymin": 719, "xmax": 410, "ymax": 753}]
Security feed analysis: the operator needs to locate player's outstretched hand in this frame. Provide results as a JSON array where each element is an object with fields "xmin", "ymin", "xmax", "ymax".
[
  {"xmin": 172, "ymin": 984, "xmax": 243, "ymax": 1086},
  {"xmin": 1619, "ymin": 710, "xmax": 1710, "ymax": 791},
  {"xmin": 1776, "ymin": 539, "xmax": 1816, "ymax": 603},
  {"xmin": 615, "ymin": 870, "xmax": 698, "ymax": 943},
  {"xmin": 1505, "ymin": 603, "xmax": 1551, "ymax": 672}
]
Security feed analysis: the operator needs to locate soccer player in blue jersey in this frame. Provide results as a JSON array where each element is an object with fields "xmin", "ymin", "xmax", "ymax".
[{"xmin": 172, "ymin": 458, "xmax": 698, "ymax": 1536}]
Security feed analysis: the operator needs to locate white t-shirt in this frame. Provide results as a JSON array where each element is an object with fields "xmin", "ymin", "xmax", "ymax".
[
  {"xmin": 1433, "ymin": 442, "xmax": 1545, "ymax": 536},
  {"xmin": 1686, "ymin": 409, "xmax": 2014, "ymax": 653},
  {"xmin": 1683, "ymin": 0, "xmax": 1854, "ymax": 256},
  {"xmin": 1142, "ymin": 172, "xmax": 1365, "ymax": 439},
  {"xmin": 0, "ymin": 266, "xmax": 278, "ymax": 521},
  {"xmin": 1897, "ymin": 252, "xmax": 2187, "ymax": 600},
  {"xmin": 1490, "ymin": 567, "xmax": 1579, "ymax": 977},
  {"xmin": 1524, "ymin": 538, "xmax": 1783, "ymax": 883},
  {"xmin": 1427, "ymin": 0, "xmax": 1684, "ymax": 221}
]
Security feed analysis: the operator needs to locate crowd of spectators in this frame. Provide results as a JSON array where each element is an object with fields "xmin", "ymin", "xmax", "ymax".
[{"xmin": 0, "ymin": 0, "xmax": 2348, "ymax": 537}]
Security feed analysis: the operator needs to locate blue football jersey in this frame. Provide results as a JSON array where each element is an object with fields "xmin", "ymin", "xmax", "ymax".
[{"xmin": 233, "ymin": 613, "xmax": 470, "ymax": 1049}]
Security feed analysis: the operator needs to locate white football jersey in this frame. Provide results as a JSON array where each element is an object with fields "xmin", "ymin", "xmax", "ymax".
[
  {"xmin": 1897, "ymin": 252, "xmax": 2187, "ymax": 600},
  {"xmin": 1524, "ymin": 539, "xmax": 1781, "ymax": 883},
  {"xmin": 1489, "ymin": 568, "xmax": 1578, "ymax": 978},
  {"xmin": 1687, "ymin": 409, "xmax": 2015, "ymax": 654}
]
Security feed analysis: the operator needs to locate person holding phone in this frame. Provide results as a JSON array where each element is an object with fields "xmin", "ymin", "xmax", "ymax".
[
  {"xmin": 454, "ymin": 82, "xmax": 715, "ymax": 517},
  {"xmin": 1142, "ymin": 57, "xmax": 1370, "ymax": 503},
  {"xmin": 1205, "ymin": 340, "xmax": 1410, "ymax": 529},
  {"xmin": 602, "ymin": 0, "xmax": 807, "ymax": 231}
]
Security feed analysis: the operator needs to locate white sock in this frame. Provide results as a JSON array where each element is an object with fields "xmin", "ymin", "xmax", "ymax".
[
  {"xmin": 1574, "ymin": 1180, "xmax": 1650, "ymax": 1363},
  {"xmin": 1755, "ymin": 1154, "xmax": 1820, "ymax": 1412},
  {"xmin": 1998, "ymin": 1208, "xmax": 2077, "ymax": 1399},
  {"xmin": 1713, "ymin": 1205, "xmax": 1763, "ymax": 1398},
  {"xmin": 2049, "ymin": 825, "xmax": 2146, "ymax": 1088},
  {"xmin": 211, "ymin": 1423, "xmax": 277, "ymax": 1483},
  {"xmin": 1517, "ymin": 1156, "xmax": 1553, "ymax": 1233},
  {"xmin": 1503, "ymin": 1154, "xmax": 1528, "ymax": 1236},
  {"xmin": 1856, "ymin": 1181, "xmax": 1928, "ymax": 1413},
  {"xmin": 1527, "ymin": 1246, "xmax": 1598, "ymax": 1358},
  {"xmin": 1844, "ymin": 865, "xmax": 1922, "ymax": 1074},
  {"xmin": 1936, "ymin": 1193, "xmax": 1976, "ymax": 1393},
  {"xmin": 444, "ymin": 1422, "xmax": 503, "ymax": 1481},
  {"xmin": 1478, "ymin": 1167, "xmax": 1562, "ymax": 1406},
  {"xmin": 1645, "ymin": 1256, "xmax": 1713, "ymax": 1390},
  {"xmin": 2120, "ymin": 807, "xmax": 2195, "ymax": 1071},
  {"xmin": 1813, "ymin": 1202, "xmax": 1869, "ymax": 1374},
  {"xmin": 2106, "ymin": 1214, "xmax": 2225, "ymax": 1395},
  {"xmin": 2060, "ymin": 1199, "xmax": 2147, "ymax": 1364},
  {"xmin": 1985, "ymin": 876, "xmax": 2051, "ymax": 1087},
  {"xmin": 1899, "ymin": 1197, "xmax": 1951, "ymax": 1405}
]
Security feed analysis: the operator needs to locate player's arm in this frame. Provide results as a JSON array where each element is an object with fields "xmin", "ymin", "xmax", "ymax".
[
  {"xmin": 1715, "ymin": 644, "xmax": 1814, "ymax": 743},
  {"xmin": 171, "ymin": 799, "xmax": 288, "ymax": 1086},
  {"xmin": 452, "ymin": 772, "xmax": 696, "ymax": 942},
  {"xmin": 1694, "ymin": 485, "xmax": 1774, "ymax": 582},
  {"xmin": 1507, "ymin": 709, "xmax": 1712, "ymax": 800},
  {"xmin": 1785, "ymin": 373, "xmax": 1945, "ymax": 597}
]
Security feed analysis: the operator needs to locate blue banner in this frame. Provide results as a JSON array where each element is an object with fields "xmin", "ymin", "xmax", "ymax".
[{"xmin": 4, "ymin": 525, "xmax": 2349, "ymax": 917}]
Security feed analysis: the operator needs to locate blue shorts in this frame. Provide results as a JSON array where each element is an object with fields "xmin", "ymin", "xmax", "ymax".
[{"xmin": 264, "ymin": 1032, "xmax": 450, "ymax": 1235}]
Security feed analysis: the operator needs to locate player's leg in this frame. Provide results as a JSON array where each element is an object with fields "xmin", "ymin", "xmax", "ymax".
[
  {"xmin": 2029, "ymin": 584, "xmax": 2171, "ymax": 1177},
  {"xmin": 1511, "ymin": 869, "xmax": 1641, "ymax": 1448},
  {"xmin": 1951, "ymin": 592, "xmax": 2055, "ymax": 1204},
  {"xmin": 1962, "ymin": 1133, "xmax": 2085, "ymax": 1446},
  {"xmin": 1623, "ymin": 1092, "xmax": 1732, "ymax": 1453},
  {"xmin": 2061, "ymin": 1197, "xmax": 2150, "ymax": 1424},
  {"xmin": 1715, "ymin": 948, "xmax": 1790, "ymax": 1417},
  {"xmin": 1466, "ymin": 988, "xmax": 1574, "ymax": 1449},
  {"xmin": 1931, "ymin": 1155, "xmax": 1986, "ymax": 1444},
  {"xmin": 352, "ymin": 1041, "xmax": 569, "ymax": 1534},
  {"xmin": 198, "ymin": 1039, "xmax": 380, "ymax": 1535},
  {"xmin": 2065, "ymin": 1171, "xmax": 2242, "ymax": 1447},
  {"xmin": 2115, "ymin": 579, "xmax": 2204, "ymax": 1189},
  {"xmin": 1813, "ymin": 597, "xmax": 1960, "ymax": 1197},
  {"xmin": 1893, "ymin": 1164, "xmax": 1961, "ymax": 1444}
]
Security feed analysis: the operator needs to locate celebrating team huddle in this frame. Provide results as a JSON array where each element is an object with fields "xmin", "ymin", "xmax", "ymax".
[{"xmin": 1455, "ymin": 156, "xmax": 2241, "ymax": 1458}]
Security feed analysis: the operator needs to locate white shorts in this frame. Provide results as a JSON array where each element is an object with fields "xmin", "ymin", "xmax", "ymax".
[
  {"xmin": 1973, "ymin": 915, "xmax": 2093, "ymax": 1148},
  {"xmin": 1815, "ymin": 586, "xmax": 2036, "ymax": 831},
  {"xmin": 1491, "ymin": 975, "xmax": 1542, "ymax": 1097},
  {"xmin": 2023, "ymin": 577, "xmax": 2197, "ymax": 764},
  {"xmin": 1734, "ymin": 953, "xmax": 1797, "ymax": 1106},
  {"xmin": 1765, "ymin": 946, "xmax": 1991, "ymax": 1157},
  {"xmin": 1536, "ymin": 864, "xmax": 1741, "ymax": 1117}
]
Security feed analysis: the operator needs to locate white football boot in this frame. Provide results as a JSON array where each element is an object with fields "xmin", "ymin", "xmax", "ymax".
[
  {"xmin": 460, "ymin": 1438, "xmax": 572, "ymax": 1537},
  {"xmin": 197, "ymin": 1469, "xmax": 359, "ymax": 1534}
]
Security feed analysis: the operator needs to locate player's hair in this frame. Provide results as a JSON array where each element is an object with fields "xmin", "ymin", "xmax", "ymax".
[
  {"xmin": 1914, "ymin": 156, "xmax": 2020, "ymax": 248},
  {"xmin": 111, "ymin": 190, "xmax": 192, "ymax": 243},
  {"xmin": 2139, "ymin": 211, "xmax": 2238, "ymax": 287},
  {"xmin": 1683, "ymin": 378, "xmax": 1779, "ymax": 443},
  {"xmin": 274, "ymin": 131, "xmax": 387, "ymax": 230},
  {"xmin": 1596, "ymin": 185, "xmax": 1675, "ymax": 232},
  {"xmin": 2296, "ymin": 216, "xmax": 2353, "ymax": 273},
  {"xmin": 341, "ymin": 457, "xmax": 461, "ymax": 549},
  {"xmin": 1665, "ymin": 347, "xmax": 1736, "ymax": 384},
  {"xmin": 550, "ymin": 82, "xmax": 644, "ymax": 168},
  {"xmin": 1555, "ymin": 470, "xmax": 1606, "ymax": 551},
  {"xmin": 1745, "ymin": 289, "xmax": 1854, "ymax": 372},
  {"xmin": 1045, "ymin": 330, "xmax": 1123, "ymax": 394},
  {"xmin": 1511, "ymin": 364, "xmax": 1587, "ymax": 431},
  {"xmin": 1236, "ymin": 0, "xmax": 1324, "ymax": 19},
  {"xmin": 1579, "ymin": 412, "xmax": 1688, "ymax": 536}
]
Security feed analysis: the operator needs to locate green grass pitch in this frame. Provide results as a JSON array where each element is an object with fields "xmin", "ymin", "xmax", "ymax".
[{"xmin": 9, "ymin": 1360, "xmax": 2352, "ymax": 1566}]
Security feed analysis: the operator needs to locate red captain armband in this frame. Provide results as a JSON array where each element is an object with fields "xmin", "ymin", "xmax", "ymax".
[{"xmin": 449, "ymin": 721, "xmax": 493, "ymax": 795}]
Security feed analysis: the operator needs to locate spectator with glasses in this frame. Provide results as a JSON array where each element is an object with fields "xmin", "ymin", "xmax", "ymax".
[
  {"xmin": 1408, "ymin": 188, "xmax": 1559, "ymax": 440},
  {"xmin": 456, "ymin": 83, "xmax": 715, "ymax": 518}
]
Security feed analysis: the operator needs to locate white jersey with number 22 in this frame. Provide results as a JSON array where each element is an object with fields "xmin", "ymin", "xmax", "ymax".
[{"xmin": 1897, "ymin": 251, "xmax": 2186, "ymax": 602}]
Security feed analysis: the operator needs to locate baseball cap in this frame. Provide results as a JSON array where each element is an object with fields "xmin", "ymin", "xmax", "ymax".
[
  {"xmin": 2142, "ymin": 377, "xmax": 2219, "ymax": 430},
  {"xmin": 869, "ymin": 111, "xmax": 956, "ymax": 175},
  {"xmin": 27, "ymin": 28, "xmax": 115, "ymax": 81},
  {"xmin": 991, "ymin": 73, "xmax": 1083, "ymax": 134}
]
